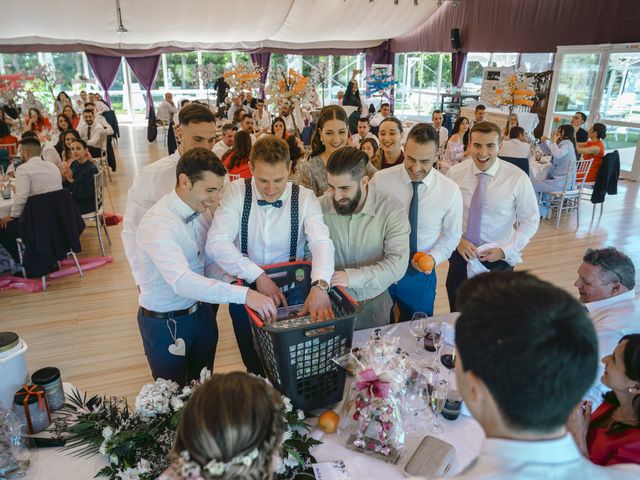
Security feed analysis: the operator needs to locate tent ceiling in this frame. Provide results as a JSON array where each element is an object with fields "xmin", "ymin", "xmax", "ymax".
[{"xmin": 0, "ymin": 0, "xmax": 440, "ymax": 52}]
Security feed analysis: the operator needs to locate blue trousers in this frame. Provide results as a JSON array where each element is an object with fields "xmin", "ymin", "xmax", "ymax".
[
  {"xmin": 137, "ymin": 304, "xmax": 218, "ymax": 386},
  {"xmin": 388, "ymin": 267, "xmax": 437, "ymax": 321},
  {"xmin": 229, "ymin": 303, "xmax": 265, "ymax": 377}
]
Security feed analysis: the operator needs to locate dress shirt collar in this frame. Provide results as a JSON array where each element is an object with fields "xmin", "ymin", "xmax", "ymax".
[
  {"xmin": 481, "ymin": 434, "xmax": 582, "ymax": 465},
  {"xmin": 167, "ymin": 189, "xmax": 197, "ymax": 222},
  {"xmin": 471, "ymin": 157, "xmax": 501, "ymax": 177},
  {"xmin": 399, "ymin": 163, "xmax": 437, "ymax": 189},
  {"xmin": 251, "ymin": 177, "xmax": 292, "ymax": 204},
  {"xmin": 585, "ymin": 289, "xmax": 637, "ymax": 314}
]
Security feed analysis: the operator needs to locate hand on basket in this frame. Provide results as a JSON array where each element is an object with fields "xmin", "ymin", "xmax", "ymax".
[
  {"xmin": 300, "ymin": 288, "xmax": 334, "ymax": 322},
  {"xmin": 255, "ymin": 273, "xmax": 288, "ymax": 307},
  {"xmin": 246, "ymin": 289, "xmax": 277, "ymax": 322}
]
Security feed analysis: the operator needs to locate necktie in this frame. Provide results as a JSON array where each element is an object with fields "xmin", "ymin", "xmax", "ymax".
[
  {"xmin": 87, "ymin": 125, "xmax": 91, "ymax": 139},
  {"xmin": 435, "ymin": 129, "xmax": 440, "ymax": 150},
  {"xmin": 257, "ymin": 199, "xmax": 283, "ymax": 208},
  {"xmin": 185, "ymin": 212, "xmax": 200, "ymax": 224},
  {"xmin": 466, "ymin": 173, "xmax": 490, "ymax": 245},
  {"xmin": 409, "ymin": 182, "xmax": 420, "ymax": 256}
]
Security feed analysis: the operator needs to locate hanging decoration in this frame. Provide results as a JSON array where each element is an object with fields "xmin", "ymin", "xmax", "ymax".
[
  {"xmin": 223, "ymin": 62, "xmax": 264, "ymax": 93},
  {"xmin": 196, "ymin": 63, "xmax": 223, "ymax": 107},
  {"xmin": 364, "ymin": 64, "xmax": 397, "ymax": 102},
  {"xmin": 265, "ymin": 67, "xmax": 313, "ymax": 133},
  {"xmin": 308, "ymin": 60, "xmax": 331, "ymax": 107},
  {"xmin": 490, "ymin": 69, "xmax": 536, "ymax": 134}
]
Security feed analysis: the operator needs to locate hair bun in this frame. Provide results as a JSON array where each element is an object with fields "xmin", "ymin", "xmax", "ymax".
[{"xmin": 601, "ymin": 133, "xmax": 607, "ymax": 139}]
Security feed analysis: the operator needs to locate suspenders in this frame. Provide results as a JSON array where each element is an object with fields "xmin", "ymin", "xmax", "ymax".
[{"xmin": 240, "ymin": 178, "xmax": 300, "ymax": 262}]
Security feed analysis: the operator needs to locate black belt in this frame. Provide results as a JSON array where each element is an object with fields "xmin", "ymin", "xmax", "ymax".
[{"xmin": 139, "ymin": 302, "xmax": 200, "ymax": 319}]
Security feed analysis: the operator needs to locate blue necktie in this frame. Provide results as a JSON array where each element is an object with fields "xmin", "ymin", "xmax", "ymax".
[
  {"xmin": 409, "ymin": 181, "xmax": 420, "ymax": 256},
  {"xmin": 185, "ymin": 212, "xmax": 200, "ymax": 224},
  {"xmin": 257, "ymin": 199, "xmax": 283, "ymax": 208}
]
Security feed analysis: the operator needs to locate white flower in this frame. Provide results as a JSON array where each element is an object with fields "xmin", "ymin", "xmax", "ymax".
[
  {"xmin": 116, "ymin": 466, "xmax": 141, "ymax": 480},
  {"xmin": 136, "ymin": 459, "xmax": 151, "ymax": 474},
  {"xmin": 199, "ymin": 367, "xmax": 211, "ymax": 383},
  {"xmin": 275, "ymin": 456, "xmax": 286, "ymax": 475},
  {"xmin": 102, "ymin": 426, "xmax": 113, "ymax": 440},
  {"xmin": 181, "ymin": 386, "xmax": 193, "ymax": 397},
  {"xmin": 282, "ymin": 396, "xmax": 293, "ymax": 413},
  {"xmin": 99, "ymin": 440, "xmax": 107, "ymax": 456},
  {"xmin": 109, "ymin": 455, "xmax": 119, "ymax": 465},
  {"xmin": 135, "ymin": 378, "xmax": 180, "ymax": 418},
  {"xmin": 284, "ymin": 454, "xmax": 299, "ymax": 468},
  {"xmin": 170, "ymin": 397, "xmax": 184, "ymax": 411},
  {"xmin": 297, "ymin": 409, "xmax": 305, "ymax": 420},
  {"xmin": 282, "ymin": 429, "xmax": 292, "ymax": 442},
  {"xmin": 204, "ymin": 459, "xmax": 225, "ymax": 476}
]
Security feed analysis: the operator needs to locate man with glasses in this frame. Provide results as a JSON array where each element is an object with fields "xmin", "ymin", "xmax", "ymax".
[{"xmin": 575, "ymin": 246, "xmax": 640, "ymax": 406}]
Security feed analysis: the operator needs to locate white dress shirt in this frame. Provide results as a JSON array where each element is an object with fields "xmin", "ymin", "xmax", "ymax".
[
  {"xmin": 206, "ymin": 179, "xmax": 334, "ymax": 284},
  {"xmin": 212, "ymin": 140, "xmax": 231, "ymax": 160},
  {"xmin": 77, "ymin": 115, "xmax": 114, "ymax": 136},
  {"xmin": 371, "ymin": 164, "xmax": 463, "ymax": 265},
  {"xmin": 498, "ymin": 138, "xmax": 532, "ymax": 159},
  {"xmin": 10, "ymin": 156, "xmax": 62, "ymax": 217},
  {"xmin": 350, "ymin": 132, "xmax": 378, "ymax": 147},
  {"xmin": 447, "ymin": 158, "xmax": 540, "ymax": 266},
  {"xmin": 136, "ymin": 190, "xmax": 248, "ymax": 312},
  {"xmin": 94, "ymin": 100, "xmax": 110, "ymax": 115},
  {"xmin": 42, "ymin": 143, "xmax": 61, "ymax": 167},
  {"xmin": 369, "ymin": 112, "xmax": 388, "ymax": 128},
  {"xmin": 122, "ymin": 152, "xmax": 181, "ymax": 284},
  {"xmin": 583, "ymin": 290, "xmax": 640, "ymax": 406},
  {"xmin": 447, "ymin": 434, "xmax": 640, "ymax": 479},
  {"xmin": 77, "ymin": 122, "xmax": 105, "ymax": 148},
  {"xmin": 157, "ymin": 100, "xmax": 178, "ymax": 123},
  {"xmin": 432, "ymin": 125, "xmax": 449, "ymax": 150},
  {"xmin": 253, "ymin": 110, "xmax": 272, "ymax": 130}
]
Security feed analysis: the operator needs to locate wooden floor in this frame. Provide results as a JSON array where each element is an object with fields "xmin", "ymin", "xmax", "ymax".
[{"xmin": 2, "ymin": 124, "xmax": 639, "ymax": 402}]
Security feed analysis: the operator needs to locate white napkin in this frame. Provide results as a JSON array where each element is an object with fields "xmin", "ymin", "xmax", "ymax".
[{"xmin": 466, "ymin": 242, "xmax": 499, "ymax": 279}]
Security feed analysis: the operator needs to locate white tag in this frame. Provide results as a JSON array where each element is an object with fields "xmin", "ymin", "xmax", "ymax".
[
  {"xmin": 168, "ymin": 338, "xmax": 186, "ymax": 356},
  {"xmin": 312, "ymin": 461, "xmax": 350, "ymax": 480}
]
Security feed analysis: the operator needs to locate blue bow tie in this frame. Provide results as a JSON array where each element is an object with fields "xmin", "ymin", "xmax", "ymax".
[
  {"xmin": 185, "ymin": 212, "xmax": 200, "ymax": 223},
  {"xmin": 257, "ymin": 199, "xmax": 283, "ymax": 208}
]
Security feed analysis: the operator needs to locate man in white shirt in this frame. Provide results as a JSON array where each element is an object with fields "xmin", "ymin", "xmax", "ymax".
[
  {"xmin": 371, "ymin": 123, "xmax": 462, "ymax": 319},
  {"xmin": 469, "ymin": 103, "xmax": 486, "ymax": 128},
  {"xmin": 321, "ymin": 147, "xmax": 409, "ymax": 330},
  {"xmin": 93, "ymin": 93, "xmax": 110, "ymax": 115},
  {"xmin": 369, "ymin": 103, "xmax": 391, "ymax": 128},
  {"xmin": 78, "ymin": 103, "xmax": 114, "ymax": 136},
  {"xmin": 430, "ymin": 109, "xmax": 449, "ymax": 152},
  {"xmin": 498, "ymin": 126, "xmax": 532, "ymax": 160},
  {"xmin": 136, "ymin": 148, "xmax": 276, "ymax": 385},
  {"xmin": 446, "ymin": 121, "xmax": 539, "ymax": 311},
  {"xmin": 122, "ymin": 104, "xmax": 218, "ymax": 286},
  {"xmin": 0, "ymin": 136, "xmax": 62, "ymax": 262},
  {"xmin": 350, "ymin": 117, "xmax": 378, "ymax": 148},
  {"xmin": 212, "ymin": 124, "xmax": 236, "ymax": 160},
  {"xmin": 20, "ymin": 130, "xmax": 61, "ymax": 167},
  {"xmin": 449, "ymin": 271, "xmax": 638, "ymax": 480},
  {"xmin": 157, "ymin": 92, "xmax": 178, "ymax": 124},
  {"xmin": 252, "ymin": 99, "xmax": 272, "ymax": 133},
  {"xmin": 227, "ymin": 95, "xmax": 248, "ymax": 122},
  {"xmin": 239, "ymin": 115, "xmax": 257, "ymax": 143},
  {"xmin": 206, "ymin": 136, "xmax": 335, "ymax": 375},
  {"xmin": 77, "ymin": 109, "xmax": 105, "ymax": 157},
  {"xmin": 575, "ymin": 247, "xmax": 640, "ymax": 406}
]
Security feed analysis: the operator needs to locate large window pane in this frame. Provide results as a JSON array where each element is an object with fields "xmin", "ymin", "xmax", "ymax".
[
  {"xmin": 463, "ymin": 53, "xmax": 490, "ymax": 94},
  {"xmin": 554, "ymin": 53, "xmax": 600, "ymax": 115},
  {"xmin": 599, "ymin": 52, "xmax": 640, "ymax": 123},
  {"xmin": 520, "ymin": 53, "xmax": 554, "ymax": 73},
  {"xmin": 601, "ymin": 123, "xmax": 639, "ymax": 172},
  {"xmin": 490, "ymin": 53, "xmax": 518, "ymax": 68},
  {"xmin": 166, "ymin": 52, "xmax": 198, "ymax": 90}
]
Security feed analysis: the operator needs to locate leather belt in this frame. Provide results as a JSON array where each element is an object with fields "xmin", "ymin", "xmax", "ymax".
[{"xmin": 140, "ymin": 302, "xmax": 200, "ymax": 319}]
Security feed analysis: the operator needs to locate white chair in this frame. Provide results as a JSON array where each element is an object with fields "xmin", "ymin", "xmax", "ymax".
[
  {"xmin": 99, "ymin": 131, "xmax": 112, "ymax": 183},
  {"xmin": 16, "ymin": 239, "xmax": 83, "ymax": 291},
  {"xmin": 81, "ymin": 170, "xmax": 111, "ymax": 257},
  {"xmin": 540, "ymin": 158, "xmax": 593, "ymax": 229}
]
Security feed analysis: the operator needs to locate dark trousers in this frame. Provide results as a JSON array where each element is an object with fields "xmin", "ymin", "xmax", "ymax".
[
  {"xmin": 388, "ymin": 267, "xmax": 437, "ymax": 321},
  {"xmin": 0, "ymin": 219, "xmax": 20, "ymax": 263},
  {"xmin": 137, "ymin": 303, "xmax": 219, "ymax": 386},
  {"xmin": 88, "ymin": 145, "xmax": 101, "ymax": 158},
  {"xmin": 229, "ymin": 303, "xmax": 265, "ymax": 377},
  {"xmin": 446, "ymin": 250, "xmax": 513, "ymax": 312}
]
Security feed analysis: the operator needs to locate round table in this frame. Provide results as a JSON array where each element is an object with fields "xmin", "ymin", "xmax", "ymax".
[{"xmin": 0, "ymin": 182, "xmax": 17, "ymax": 273}]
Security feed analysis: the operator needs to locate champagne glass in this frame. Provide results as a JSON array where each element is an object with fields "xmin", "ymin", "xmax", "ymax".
[
  {"xmin": 404, "ymin": 377, "xmax": 431, "ymax": 431},
  {"xmin": 430, "ymin": 381, "xmax": 448, "ymax": 434},
  {"xmin": 409, "ymin": 312, "xmax": 429, "ymax": 355}
]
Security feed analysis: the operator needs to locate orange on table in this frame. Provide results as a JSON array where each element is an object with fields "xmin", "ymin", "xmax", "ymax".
[{"xmin": 318, "ymin": 410, "xmax": 340, "ymax": 433}]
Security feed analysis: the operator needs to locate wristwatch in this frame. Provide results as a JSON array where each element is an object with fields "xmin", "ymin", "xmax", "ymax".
[{"xmin": 311, "ymin": 279, "xmax": 330, "ymax": 291}]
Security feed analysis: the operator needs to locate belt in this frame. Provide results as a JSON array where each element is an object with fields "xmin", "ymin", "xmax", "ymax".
[{"xmin": 139, "ymin": 302, "xmax": 200, "ymax": 319}]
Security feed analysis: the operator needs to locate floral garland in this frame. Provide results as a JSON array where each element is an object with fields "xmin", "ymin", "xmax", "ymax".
[{"xmin": 53, "ymin": 369, "xmax": 321, "ymax": 480}]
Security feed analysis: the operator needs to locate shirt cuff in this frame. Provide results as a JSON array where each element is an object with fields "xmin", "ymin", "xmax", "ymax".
[
  {"xmin": 344, "ymin": 268, "xmax": 362, "ymax": 290},
  {"xmin": 501, "ymin": 245, "xmax": 521, "ymax": 266},
  {"xmin": 227, "ymin": 284, "xmax": 249, "ymax": 304},
  {"xmin": 242, "ymin": 263, "xmax": 265, "ymax": 284}
]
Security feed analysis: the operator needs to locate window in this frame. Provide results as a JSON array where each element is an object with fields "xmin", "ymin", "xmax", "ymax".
[
  {"xmin": 554, "ymin": 53, "xmax": 601, "ymax": 115},
  {"xmin": 463, "ymin": 53, "xmax": 490, "ymax": 94},
  {"xmin": 599, "ymin": 52, "xmax": 640, "ymax": 122},
  {"xmin": 519, "ymin": 53, "xmax": 554, "ymax": 73}
]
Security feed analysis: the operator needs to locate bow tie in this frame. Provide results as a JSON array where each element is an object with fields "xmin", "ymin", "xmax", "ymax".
[
  {"xmin": 257, "ymin": 199, "xmax": 283, "ymax": 208},
  {"xmin": 185, "ymin": 212, "xmax": 200, "ymax": 224}
]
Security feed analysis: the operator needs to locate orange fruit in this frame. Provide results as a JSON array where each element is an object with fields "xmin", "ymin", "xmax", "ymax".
[
  {"xmin": 318, "ymin": 410, "xmax": 340, "ymax": 433},
  {"xmin": 413, "ymin": 252, "xmax": 426, "ymax": 263},
  {"xmin": 418, "ymin": 255, "xmax": 435, "ymax": 273}
]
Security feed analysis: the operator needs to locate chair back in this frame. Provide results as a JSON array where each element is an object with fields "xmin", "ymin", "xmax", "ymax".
[
  {"xmin": 571, "ymin": 158, "xmax": 593, "ymax": 193},
  {"xmin": 500, "ymin": 156, "xmax": 530, "ymax": 176},
  {"xmin": 93, "ymin": 169, "xmax": 105, "ymax": 214},
  {"xmin": 0, "ymin": 143, "xmax": 17, "ymax": 157}
]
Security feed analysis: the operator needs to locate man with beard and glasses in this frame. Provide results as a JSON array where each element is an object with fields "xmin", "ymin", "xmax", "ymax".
[{"xmin": 320, "ymin": 146, "xmax": 410, "ymax": 329}]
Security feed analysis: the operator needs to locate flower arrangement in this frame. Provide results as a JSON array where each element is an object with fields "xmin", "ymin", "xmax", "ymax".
[
  {"xmin": 364, "ymin": 65, "xmax": 397, "ymax": 101},
  {"xmin": 196, "ymin": 63, "xmax": 223, "ymax": 106},
  {"xmin": 223, "ymin": 62, "xmax": 264, "ymax": 94},
  {"xmin": 53, "ymin": 369, "xmax": 321, "ymax": 480},
  {"xmin": 264, "ymin": 67, "xmax": 313, "ymax": 133}
]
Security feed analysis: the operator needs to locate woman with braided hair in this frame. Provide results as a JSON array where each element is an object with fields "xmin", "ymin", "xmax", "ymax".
[{"xmin": 160, "ymin": 372, "xmax": 284, "ymax": 479}]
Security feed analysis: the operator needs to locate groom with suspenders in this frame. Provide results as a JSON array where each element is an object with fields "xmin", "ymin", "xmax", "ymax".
[{"xmin": 206, "ymin": 135, "xmax": 335, "ymax": 375}]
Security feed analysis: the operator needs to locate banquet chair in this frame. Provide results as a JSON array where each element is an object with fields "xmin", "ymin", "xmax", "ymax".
[
  {"xmin": 540, "ymin": 158, "xmax": 593, "ymax": 229},
  {"xmin": 0, "ymin": 143, "xmax": 17, "ymax": 158},
  {"xmin": 500, "ymin": 156, "xmax": 530, "ymax": 176},
  {"xmin": 99, "ymin": 132, "xmax": 112, "ymax": 183},
  {"xmin": 16, "ymin": 238, "xmax": 83, "ymax": 291},
  {"xmin": 81, "ymin": 170, "xmax": 110, "ymax": 257}
]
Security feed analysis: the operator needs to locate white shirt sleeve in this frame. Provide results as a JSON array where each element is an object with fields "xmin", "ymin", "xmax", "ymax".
[
  {"xmin": 501, "ymin": 174, "xmax": 540, "ymax": 265},
  {"xmin": 547, "ymin": 141, "xmax": 570, "ymax": 159},
  {"xmin": 42, "ymin": 145, "xmax": 61, "ymax": 167},
  {"xmin": 429, "ymin": 186, "xmax": 463, "ymax": 265},
  {"xmin": 10, "ymin": 167, "xmax": 30, "ymax": 217},
  {"xmin": 302, "ymin": 194, "xmax": 335, "ymax": 284}
]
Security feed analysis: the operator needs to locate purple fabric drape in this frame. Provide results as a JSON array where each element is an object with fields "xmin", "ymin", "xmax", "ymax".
[
  {"xmin": 85, "ymin": 53, "xmax": 122, "ymax": 106},
  {"xmin": 451, "ymin": 52, "xmax": 467, "ymax": 89},
  {"xmin": 126, "ymin": 55, "xmax": 161, "ymax": 117},
  {"xmin": 250, "ymin": 52, "xmax": 270, "ymax": 99},
  {"xmin": 364, "ymin": 40, "xmax": 395, "ymax": 111}
]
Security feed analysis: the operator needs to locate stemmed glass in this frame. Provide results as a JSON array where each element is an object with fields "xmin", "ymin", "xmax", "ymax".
[
  {"xmin": 425, "ymin": 321, "xmax": 444, "ymax": 357},
  {"xmin": 440, "ymin": 341, "xmax": 457, "ymax": 379},
  {"xmin": 404, "ymin": 376, "xmax": 431, "ymax": 431},
  {"xmin": 409, "ymin": 312, "xmax": 429, "ymax": 355},
  {"xmin": 430, "ymin": 380, "xmax": 448, "ymax": 434}
]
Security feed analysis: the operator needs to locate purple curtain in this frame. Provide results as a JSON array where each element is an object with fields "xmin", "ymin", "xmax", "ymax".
[
  {"xmin": 86, "ymin": 53, "xmax": 122, "ymax": 106},
  {"xmin": 250, "ymin": 52, "xmax": 270, "ymax": 99},
  {"xmin": 451, "ymin": 52, "xmax": 468, "ymax": 89},
  {"xmin": 126, "ymin": 55, "xmax": 161, "ymax": 118},
  {"xmin": 364, "ymin": 40, "xmax": 395, "ymax": 111}
]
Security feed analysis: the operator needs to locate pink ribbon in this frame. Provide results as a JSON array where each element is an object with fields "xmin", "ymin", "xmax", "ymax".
[{"xmin": 355, "ymin": 368, "xmax": 390, "ymax": 399}]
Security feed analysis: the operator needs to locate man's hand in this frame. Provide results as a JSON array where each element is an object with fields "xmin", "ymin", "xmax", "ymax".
[
  {"xmin": 246, "ymin": 289, "xmax": 278, "ymax": 323},
  {"xmin": 299, "ymin": 287, "xmax": 334, "ymax": 322},
  {"xmin": 0, "ymin": 216, "xmax": 14, "ymax": 229},
  {"xmin": 331, "ymin": 271, "xmax": 349, "ymax": 288},
  {"xmin": 456, "ymin": 238, "xmax": 477, "ymax": 261},
  {"xmin": 255, "ymin": 273, "xmax": 287, "ymax": 307},
  {"xmin": 478, "ymin": 248, "xmax": 505, "ymax": 263}
]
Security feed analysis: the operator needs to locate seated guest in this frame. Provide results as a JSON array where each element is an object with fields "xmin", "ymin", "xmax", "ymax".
[
  {"xmin": 369, "ymin": 102, "xmax": 391, "ymax": 128},
  {"xmin": 431, "ymin": 109, "xmax": 449, "ymax": 151},
  {"xmin": 502, "ymin": 113, "xmax": 520, "ymax": 139},
  {"xmin": 572, "ymin": 111, "xmax": 589, "ymax": 143},
  {"xmin": 373, "ymin": 117, "xmax": 404, "ymax": 169},
  {"xmin": 1, "ymin": 100, "xmax": 19, "ymax": 125},
  {"xmin": 55, "ymin": 113, "xmax": 73, "ymax": 135},
  {"xmin": 231, "ymin": 108, "xmax": 247, "ymax": 129},
  {"xmin": 62, "ymin": 105, "xmax": 80, "ymax": 129},
  {"xmin": 78, "ymin": 102, "xmax": 114, "ymax": 136},
  {"xmin": 470, "ymin": 103, "xmax": 486, "ymax": 127},
  {"xmin": 271, "ymin": 116, "xmax": 287, "ymax": 140},
  {"xmin": 242, "ymin": 90, "xmax": 257, "ymax": 112},
  {"xmin": 222, "ymin": 130, "xmax": 252, "ymax": 179},
  {"xmin": 444, "ymin": 116, "xmax": 469, "ymax": 166},
  {"xmin": 173, "ymin": 99, "xmax": 190, "ymax": 125},
  {"xmin": 568, "ymin": 335, "xmax": 640, "ymax": 466},
  {"xmin": 213, "ymin": 124, "xmax": 236, "ymax": 160},
  {"xmin": 0, "ymin": 121, "xmax": 18, "ymax": 156},
  {"xmin": 25, "ymin": 107, "xmax": 52, "ymax": 133},
  {"xmin": 227, "ymin": 95, "xmax": 247, "ymax": 122},
  {"xmin": 77, "ymin": 109, "xmax": 105, "ymax": 157},
  {"xmin": 54, "ymin": 91, "xmax": 72, "ymax": 114},
  {"xmin": 239, "ymin": 115, "xmax": 257, "ymax": 143},
  {"xmin": 60, "ymin": 139, "xmax": 99, "ymax": 214},
  {"xmin": 59, "ymin": 130, "xmax": 82, "ymax": 162},
  {"xmin": 321, "ymin": 146, "xmax": 409, "ymax": 329},
  {"xmin": 157, "ymin": 92, "xmax": 178, "ymax": 124},
  {"xmin": 160, "ymin": 372, "xmax": 283, "ymax": 480},
  {"xmin": 0, "ymin": 136, "xmax": 62, "ymax": 263},
  {"xmin": 498, "ymin": 126, "xmax": 531, "ymax": 159},
  {"xmin": 21, "ymin": 131, "xmax": 61, "ymax": 168},
  {"xmin": 575, "ymin": 247, "xmax": 640, "ymax": 406},
  {"xmin": 93, "ymin": 93, "xmax": 111, "ymax": 115},
  {"xmin": 350, "ymin": 117, "xmax": 378, "ymax": 147},
  {"xmin": 278, "ymin": 102, "xmax": 302, "ymax": 134},
  {"xmin": 285, "ymin": 134, "xmax": 305, "ymax": 176},
  {"xmin": 578, "ymin": 123, "xmax": 607, "ymax": 183},
  {"xmin": 359, "ymin": 137, "xmax": 378, "ymax": 162},
  {"xmin": 252, "ymin": 99, "xmax": 272, "ymax": 133},
  {"xmin": 75, "ymin": 90, "xmax": 88, "ymax": 112},
  {"xmin": 451, "ymin": 271, "xmax": 639, "ymax": 479}
]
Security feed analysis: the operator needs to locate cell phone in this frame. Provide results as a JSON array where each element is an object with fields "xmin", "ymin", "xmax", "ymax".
[{"xmin": 403, "ymin": 435, "xmax": 455, "ymax": 478}]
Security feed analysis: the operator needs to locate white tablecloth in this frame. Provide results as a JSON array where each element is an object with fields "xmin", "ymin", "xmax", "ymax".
[
  {"xmin": 0, "ymin": 193, "xmax": 12, "ymax": 217},
  {"xmin": 529, "ymin": 157, "xmax": 553, "ymax": 183},
  {"xmin": 28, "ymin": 315, "xmax": 484, "ymax": 479}
]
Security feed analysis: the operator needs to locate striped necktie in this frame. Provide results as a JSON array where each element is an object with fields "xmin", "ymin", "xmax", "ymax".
[{"xmin": 465, "ymin": 173, "xmax": 489, "ymax": 246}]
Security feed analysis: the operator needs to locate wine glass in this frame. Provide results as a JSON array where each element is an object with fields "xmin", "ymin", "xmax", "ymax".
[
  {"xmin": 440, "ymin": 341, "xmax": 457, "ymax": 380},
  {"xmin": 430, "ymin": 380, "xmax": 448, "ymax": 434},
  {"xmin": 425, "ymin": 321, "xmax": 444, "ymax": 357},
  {"xmin": 404, "ymin": 376, "xmax": 430, "ymax": 431},
  {"xmin": 409, "ymin": 312, "xmax": 429, "ymax": 355}
]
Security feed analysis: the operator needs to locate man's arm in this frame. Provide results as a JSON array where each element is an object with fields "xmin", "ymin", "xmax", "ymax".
[
  {"xmin": 10, "ymin": 168, "xmax": 30, "ymax": 218},
  {"xmin": 428, "ymin": 185, "xmax": 463, "ymax": 265},
  {"xmin": 303, "ymin": 195, "xmax": 335, "ymax": 285},
  {"xmin": 501, "ymin": 175, "xmax": 540, "ymax": 265},
  {"xmin": 86, "ymin": 125, "xmax": 104, "ymax": 148}
]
